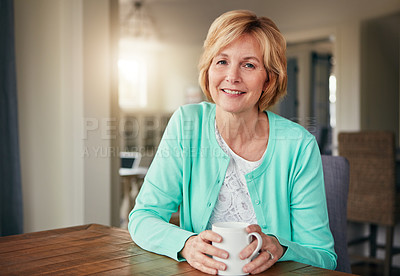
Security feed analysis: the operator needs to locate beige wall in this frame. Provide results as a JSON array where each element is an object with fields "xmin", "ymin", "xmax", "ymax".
[
  {"xmin": 159, "ymin": 43, "xmax": 203, "ymax": 113},
  {"xmin": 82, "ymin": 0, "xmax": 112, "ymax": 228},
  {"xmin": 360, "ymin": 13, "xmax": 400, "ymax": 146},
  {"xmin": 15, "ymin": 0, "xmax": 112, "ymax": 232}
]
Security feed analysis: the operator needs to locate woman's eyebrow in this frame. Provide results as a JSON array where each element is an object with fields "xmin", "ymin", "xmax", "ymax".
[
  {"xmin": 215, "ymin": 53, "xmax": 261, "ymax": 63},
  {"xmin": 214, "ymin": 53, "xmax": 228, "ymax": 59},
  {"xmin": 242, "ymin": 56, "xmax": 262, "ymax": 63}
]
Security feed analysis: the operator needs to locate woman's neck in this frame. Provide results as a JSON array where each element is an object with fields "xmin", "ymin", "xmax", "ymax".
[{"xmin": 215, "ymin": 107, "xmax": 269, "ymax": 160}]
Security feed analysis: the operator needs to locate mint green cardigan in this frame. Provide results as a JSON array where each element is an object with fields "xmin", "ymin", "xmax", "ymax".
[{"xmin": 128, "ymin": 102, "xmax": 337, "ymax": 270}]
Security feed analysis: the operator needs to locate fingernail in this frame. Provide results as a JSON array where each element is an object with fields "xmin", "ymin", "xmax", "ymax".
[
  {"xmin": 222, "ymin": 252, "xmax": 228, "ymax": 259},
  {"xmin": 219, "ymin": 264, "xmax": 226, "ymax": 271}
]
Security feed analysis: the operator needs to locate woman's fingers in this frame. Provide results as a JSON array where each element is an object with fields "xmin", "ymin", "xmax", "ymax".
[
  {"xmin": 246, "ymin": 224, "xmax": 262, "ymax": 233},
  {"xmin": 198, "ymin": 240, "xmax": 229, "ymax": 260},
  {"xmin": 239, "ymin": 237, "xmax": 261, "ymax": 259},
  {"xmin": 198, "ymin": 231, "xmax": 229, "ymax": 259},
  {"xmin": 243, "ymin": 250, "xmax": 275, "ymax": 274},
  {"xmin": 199, "ymin": 230, "xmax": 221, "ymax": 243},
  {"xmin": 190, "ymin": 260, "xmax": 219, "ymax": 275},
  {"xmin": 180, "ymin": 231, "xmax": 228, "ymax": 274},
  {"xmin": 240, "ymin": 224, "xmax": 285, "ymax": 274},
  {"xmin": 200, "ymin": 250, "xmax": 227, "ymax": 271}
]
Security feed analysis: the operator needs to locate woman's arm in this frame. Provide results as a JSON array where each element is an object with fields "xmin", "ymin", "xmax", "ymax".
[
  {"xmin": 277, "ymin": 139, "xmax": 337, "ymax": 270},
  {"xmin": 128, "ymin": 108, "xmax": 195, "ymax": 261}
]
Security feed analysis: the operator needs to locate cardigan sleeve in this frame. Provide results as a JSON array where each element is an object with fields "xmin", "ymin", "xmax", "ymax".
[
  {"xmin": 128, "ymin": 107, "xmax": 195, "ymax": 261},
  {"xmin": 277, "ymin": 139, "xmax": 337, "ymax": 270}
]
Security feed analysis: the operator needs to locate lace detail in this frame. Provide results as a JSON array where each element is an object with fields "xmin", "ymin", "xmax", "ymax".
[{"xmin": 207, "ymin": 122, "xmax": 266, "ymax": 229}]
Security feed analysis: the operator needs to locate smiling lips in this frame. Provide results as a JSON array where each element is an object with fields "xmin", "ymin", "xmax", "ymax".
[{"xmin": 222, "ymin": 89, "xmax": 245, "ymax": 95}]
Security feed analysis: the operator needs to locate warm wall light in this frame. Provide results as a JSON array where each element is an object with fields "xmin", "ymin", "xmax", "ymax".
[
  {"xmin": 118, "ymin": 0, "xmax": 158, "ymax": 110},
  {"xmin": 329, "ymin": 75, "xmax": 336, "ymax": 103},
  {"xmin": 329, "ymin": 74, "xmax": 336, "ymax": 128},
  {"xmin": 118, "ymin": 57, "xmax": 147, "ymax": 109}
]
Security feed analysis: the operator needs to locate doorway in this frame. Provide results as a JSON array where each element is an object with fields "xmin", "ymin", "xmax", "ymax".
[{"xmin": 279, "ymin": 38, "xmax": 335, "ymax": 155}]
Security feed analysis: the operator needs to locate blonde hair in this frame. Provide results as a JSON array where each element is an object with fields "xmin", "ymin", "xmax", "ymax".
[{"xmin": 198, "ymin": 10, "xmax": 287, "ymax": 111}]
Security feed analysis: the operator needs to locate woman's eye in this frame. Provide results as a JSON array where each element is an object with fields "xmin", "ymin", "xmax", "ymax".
[
  {"xmin": 216, "ymin": 60, "xmax": 227, "ymax": 65},
  {"xmin": 244, "ymin": 63, "xmax": 255, "ymax": 69}
]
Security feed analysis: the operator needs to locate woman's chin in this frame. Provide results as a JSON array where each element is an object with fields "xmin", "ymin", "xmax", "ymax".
[{"xmin": 216, "ymin": 103, "xmax": 254, "ymax": 115}]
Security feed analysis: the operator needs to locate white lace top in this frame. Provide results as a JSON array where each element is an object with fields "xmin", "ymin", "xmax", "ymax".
[{"xmin": 206, "ymin": 122, "xmax": 267, "ymax": 229}]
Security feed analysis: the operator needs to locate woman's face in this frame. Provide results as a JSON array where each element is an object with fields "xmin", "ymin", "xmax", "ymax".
[{"xmin": 208, "ymin": 34, "xmax": 267, "ymax": 116}]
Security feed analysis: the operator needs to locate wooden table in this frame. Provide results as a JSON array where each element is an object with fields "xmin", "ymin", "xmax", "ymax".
[{"xmin": 0, "ymin": 224, "xmax": 355, "ymax": 275}]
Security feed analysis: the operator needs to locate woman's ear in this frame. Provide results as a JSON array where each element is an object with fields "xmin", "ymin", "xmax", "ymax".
[
  {"xmin": 263, "ymin": 81, "xmax": 269, "ymax": 92},
  {"xmin": 263, "ymin": 72, "xmax": 270, "ymax": 91}
]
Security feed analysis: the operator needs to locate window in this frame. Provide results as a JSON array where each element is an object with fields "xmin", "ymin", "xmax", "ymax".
[{"xmin": 118, "ymin": 56, "xmax": 147, "ymax": 109}]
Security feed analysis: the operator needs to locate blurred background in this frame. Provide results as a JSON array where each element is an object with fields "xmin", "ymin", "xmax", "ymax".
[{"xmin": 6, "ymin": 0, "xmax": 400, "ymax": 273}]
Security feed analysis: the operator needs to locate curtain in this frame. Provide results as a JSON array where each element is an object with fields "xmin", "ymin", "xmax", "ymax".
[{"xmin": 0, "ymin": 0, "xmax": 23, "ymax": 236}]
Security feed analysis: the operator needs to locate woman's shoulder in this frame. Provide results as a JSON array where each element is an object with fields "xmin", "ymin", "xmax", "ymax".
[
  {"xmin": 170, "ymin": 102, "xmax": 215, "ymax": 123},
  {"xmin": 267, "ymin": 111, "xmax": 314, "ymax": 141},
  {"xmin": 165, "ymin": 102, "xmax": 215, "ymax": 138},
  {"xmin": 177, "ymin": 102, "xmax": 215, "ymax": 116}
]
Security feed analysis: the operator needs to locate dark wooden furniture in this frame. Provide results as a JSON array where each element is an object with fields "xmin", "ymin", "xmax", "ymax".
[
  {"xmin": 339, "ymin": 131, "xmax": 400, "ymax": 276},
  {"xmin": 0, "ymin": 224, "xmax": 355, "ymax": 275}
]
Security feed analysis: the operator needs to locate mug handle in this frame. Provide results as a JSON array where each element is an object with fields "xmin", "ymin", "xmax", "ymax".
[{"xmin": 247, "ymin": 232, "xmax": 263, "ymax": 260}]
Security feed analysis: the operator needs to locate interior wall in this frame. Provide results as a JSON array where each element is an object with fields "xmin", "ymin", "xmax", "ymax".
[
  {"xmin": 82, "ymin": 0, "xmax": 112, "ymax": 226},
  {"xmin": 110, "ymin": 0, "xmax": 121, "ymax": 230},
  {"xmin": 330, "ymin": 22, "xmax": 362, "ymax": 153},
  {"xmin": 59, "ymin": 0, "xmax": 85, "ymax": 229},
  {"xmin": 14, "ymin": 0, "xmax": 85, "ymax": 232},
  {"xmin": 358, "ymin": 13, "xmax": 400, "ymax": 267},
  {"xmin": 14, "ymin": 0, "xmax": 112, "ymax": 233},
  {"xmin": 159, "ymin": 43, "xmax": 203, "ymax": 113},
  {"xmin": 360, "ymin": 12, "xmax": 400, "ymax": 147}
]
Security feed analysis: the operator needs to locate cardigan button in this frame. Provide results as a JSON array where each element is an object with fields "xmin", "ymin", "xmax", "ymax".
[
  {"xmin": 255, "ymin": 200, "xmax": 260, "ymax": 205},
  {"xmin": 207, "ymin": 202, "xmax": 212, "ymax": 207}
]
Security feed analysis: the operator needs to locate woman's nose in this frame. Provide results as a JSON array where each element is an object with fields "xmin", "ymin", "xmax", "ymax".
[{"xmin": 225, "ymin": 65, "xmax": 241, "ymax": 83}]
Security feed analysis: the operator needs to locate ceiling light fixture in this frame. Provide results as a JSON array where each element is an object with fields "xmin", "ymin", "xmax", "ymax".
[{"xmin": 121, "ymin": 0, "xmax": 157, "ymax": 41}]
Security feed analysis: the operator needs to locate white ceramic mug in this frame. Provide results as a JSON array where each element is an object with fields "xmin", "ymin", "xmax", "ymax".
[{"xmin": 212, "ymin": 222, "xmax": 262, "ymax": 275}]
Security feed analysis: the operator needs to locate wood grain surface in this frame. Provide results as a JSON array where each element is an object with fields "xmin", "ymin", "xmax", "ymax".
[{"xmin": 0, "ymin": 224, "xmax": 355, "ymax": 275}]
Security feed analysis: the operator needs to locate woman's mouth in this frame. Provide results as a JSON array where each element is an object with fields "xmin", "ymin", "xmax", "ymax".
[{"xmin": 222, "ymin": 89, "xmax": 245, "ymax": 95}]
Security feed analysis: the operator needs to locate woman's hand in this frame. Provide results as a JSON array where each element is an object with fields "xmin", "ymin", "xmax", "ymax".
[
  {"xmin": 240, "ymin": 224, "xmax": 285, "ymax": 274},
  {"xmin": 180, "ymin": 230, "xmax": 229, "ymax": 275}
]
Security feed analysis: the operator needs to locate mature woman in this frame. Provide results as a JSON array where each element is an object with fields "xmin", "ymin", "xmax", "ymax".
[{"xmin": 129, "ymin": 10, "xmax": 337, "ymax": 275}]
